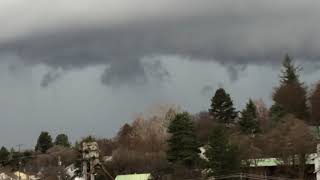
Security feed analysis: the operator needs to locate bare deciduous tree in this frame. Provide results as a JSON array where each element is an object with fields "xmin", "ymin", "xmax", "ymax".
[
  {"xmin": 111, "ymin": 104, "xmax": 180, "ymax": 175},
  {"xmin": 310, "ymin": 82, "xmax": 320, "ymax": 125},
  {"xmin": 264, "ymin": 115, "xmax": 316, "ymax": 179},
  {"xmin": 254, "ymin": 99, "xmax": 270, "ymax": 133}
]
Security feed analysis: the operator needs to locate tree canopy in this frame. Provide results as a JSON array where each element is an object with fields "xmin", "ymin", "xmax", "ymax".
[
  {"xmin": 167, "ymin": 112, "xmax": 200, "ymax": 167},
  {"xmin": 239, "ymin": 99, "xmax": 260, "ymax": 134},
  {"xmin": 280, "ymin": 54, "xmax": 301, "ymax": 84},
  {"xmin": 265, "ymin": 115, "xmax": 316, "ymax": 179},
  {"xmin": 35, "ymin": 131, "xmax": 53, "ymax": 153},
  {"xmin": 205, "ymin": 125, "xmax": 240, "ymax": 177},
  {"xmin": 54, "ymin": 134, "xmax": 71, "ymax": 147},
  {"xmin": 209, "ymin": 88, "xmax": 238, "ymax": 124},
  {"xmin": 272, "ymin": 55, "xmax": 309, "ymax": 120},
  {"xmin": 0, "ymin": 146, "xmax": 9, "ymax": 163}
]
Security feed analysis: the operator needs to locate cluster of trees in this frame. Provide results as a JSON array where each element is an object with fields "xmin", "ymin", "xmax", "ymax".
[
  {"xmin": 162, "ymin": 55, "xmax": 320, "ymax": 179},
  {"xmin": 0, "ymin": 132, "xmax": 71, "ymax": 161},
  {"xmin": 104, "ymin": 105, "xmax": 179, "ymax": 176},
  {"xmin": 0, "ymin": 55, "xmax": 319, "ymax": 179},
  {"xmin": 35, "ymin": 132, "xmax": 71, "ymax": 153},
  {"xmin": 0, "ymin": 132, "xmax": 73, "ymax": 180}
]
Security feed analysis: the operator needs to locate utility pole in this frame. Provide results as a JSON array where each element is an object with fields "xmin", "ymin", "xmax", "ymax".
[
  {"xmin": 90, "ymin": 159, "xmax": 95, "ymax": 180},
  {"xmin": 82, "ymin": 160, "xmax": 88, "ymax": 180},
  {"xmin": 16, "ymin": 144, "xmax": 23, "ymax": 180},
  {"xmin": 81, "ymin": 141, "xmax": 114, "ymax": 180},
  {"xmin": 82, "ymin": 141, "xmax": 99, "ymax": 180},
  {"xmin": 57, "ymin": 156, "xmax": 62, "ymax": 180}
]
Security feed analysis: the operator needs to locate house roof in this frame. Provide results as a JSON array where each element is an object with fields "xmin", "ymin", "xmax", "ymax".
[
  {"xmin": 247, "ymin": 153, "xmax": 317, "ymax": 167},
  {"xmin": 247, "ymin": 158, "xmax": 281, "ymax": 167},
  {"xmin": 115, "ymin": 173, "xmax": 151, "ymax": 180}
]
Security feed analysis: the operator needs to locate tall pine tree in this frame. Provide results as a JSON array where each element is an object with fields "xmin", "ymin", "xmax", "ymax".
[
  {"xmin": 280, "ymin": 54, "xmax": 300, "ymax": 84},
  {"xmin": 239, "ymin": 99, "xmax": 260, "ymax": 134},
  {"xmin": 167, "ymin": 112, "xmax": 200, "ymax": 167},
  {"xmin": 35, "ymin": 131, "xmax": 53, "ymax": 153},
  {"xmin": 205, "ymin": 125, "xmax": 240, "ymax": 177},
  {"xmin": 272, "ymin": 54, "xmax": 309, "ymax": 121},
  {"xmin": 209, "ymin": 88, "xmax": 238, "ymax": 124}
]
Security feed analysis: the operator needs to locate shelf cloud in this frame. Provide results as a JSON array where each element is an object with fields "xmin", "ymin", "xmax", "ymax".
[{"xmin": 1, "ymin": 0, "xmax": 320, "ymax": 86}]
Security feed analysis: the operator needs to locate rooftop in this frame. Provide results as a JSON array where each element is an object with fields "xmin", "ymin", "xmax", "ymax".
[{"xmin": 115, "ymin": 173, "xmax": 152, "ymax": 180}]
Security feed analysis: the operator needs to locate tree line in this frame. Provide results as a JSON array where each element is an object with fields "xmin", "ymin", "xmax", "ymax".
[{"xmin": 0, "ymin": 55, "xmax": 320, "ymax": 179}]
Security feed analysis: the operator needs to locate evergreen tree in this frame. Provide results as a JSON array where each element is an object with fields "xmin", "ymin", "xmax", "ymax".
[
  {"xmin": 239, "ymin": 99, "xmax": 260, "ymax": 134},
  {"xmin": 54, "ymin": 134, "xmax": 71, "ymax": 147},
  {"xmin": 209, "ymin": 88, "xmax": 238, "ymax": 124},
  {"xmin": 269, "ymin": 104, "xmax": 286, "ymax": 123},
  {"xmin": 280, "ymin": 54, "xmax": 301, "ymax": 84},
  {"xmin": 167, "ymin": 112, "xmax": 200, "ymax": 167},
  {"xmin": 205, "ymin": 126, "xmax": 240, "ymax": 177},
  {"xmin": 272, "ymin": 55, "xmax": 309, "ymax": 120},
  {"xmin": 0, "ymin": 146, "xmax": 9, "ymax": 163},
  {"xmin": 35, "ymin": 131, "xmax": 53, "ymax": 153}
]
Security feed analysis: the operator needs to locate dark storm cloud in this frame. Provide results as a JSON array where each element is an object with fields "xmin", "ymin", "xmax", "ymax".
[
  {"xmin": 101, "ymin": 59, "xmax": 147, "ymax": 86},
  {"xmin": 226, "ymin": 65, "xmax": 248, "ymax": 82},
  {"xmin": 0, "ymin": 0, "xmax": 320, "ymax": 86},
  {"xmin": 41, "ymin": 70, "xmax": 64, "ymax": 88},
  {"xmin": 0, "ymin": 26, "xmax": 173, "ymax": 86},
  {"xmin": 143, "ymin": 60, "xmax": 170, "ymax": 82}
]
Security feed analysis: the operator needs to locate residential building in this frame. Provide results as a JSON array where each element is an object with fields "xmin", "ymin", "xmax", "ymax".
[{"xmin": 115, "ymin": 173, "xmax": 152, "ymax": 180}]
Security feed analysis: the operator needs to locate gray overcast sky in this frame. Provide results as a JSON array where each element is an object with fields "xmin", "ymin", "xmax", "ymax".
[{"xmin": 0, "ymin": 0, "xmax": 320, "ymax": 148}]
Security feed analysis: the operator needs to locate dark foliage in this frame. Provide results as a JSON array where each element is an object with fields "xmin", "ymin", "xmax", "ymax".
[
  {"xmin": 167, "ymin": 112, "xmax": 200, "ymax": 167},
  {"xmin": 206, "ymin": 125, "xmax": 241, "ymax": 177},
  {"xmin": 239, "ymin": 99, "xmax": 260, "ymax": 134},
  {"xmin": 209, "ymin": 88, "xmax": 238, "ymax": 124},
  {"xmin": 54, "ymin": 134, "xmax": 71, "ymax": 147},
  {"xmin": 35, "ymin": 131, "xmax": 53, "ymax": 153}
]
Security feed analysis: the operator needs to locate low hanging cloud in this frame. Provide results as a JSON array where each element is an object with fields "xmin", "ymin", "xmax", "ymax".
[
  {"xmin": 0, "ymin": 0, "xmax": 320, "ymax": 86},
  {"xmin": 101, "ymin": 59, "xmax": 147, "ymax": 87},
  {"xmin": 226, "ymin": 65, "xmax": 248, "ymax": 82},
  {"xmin": 40, "ymin": 69, "xmax": 65, "ymax": 88}
]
